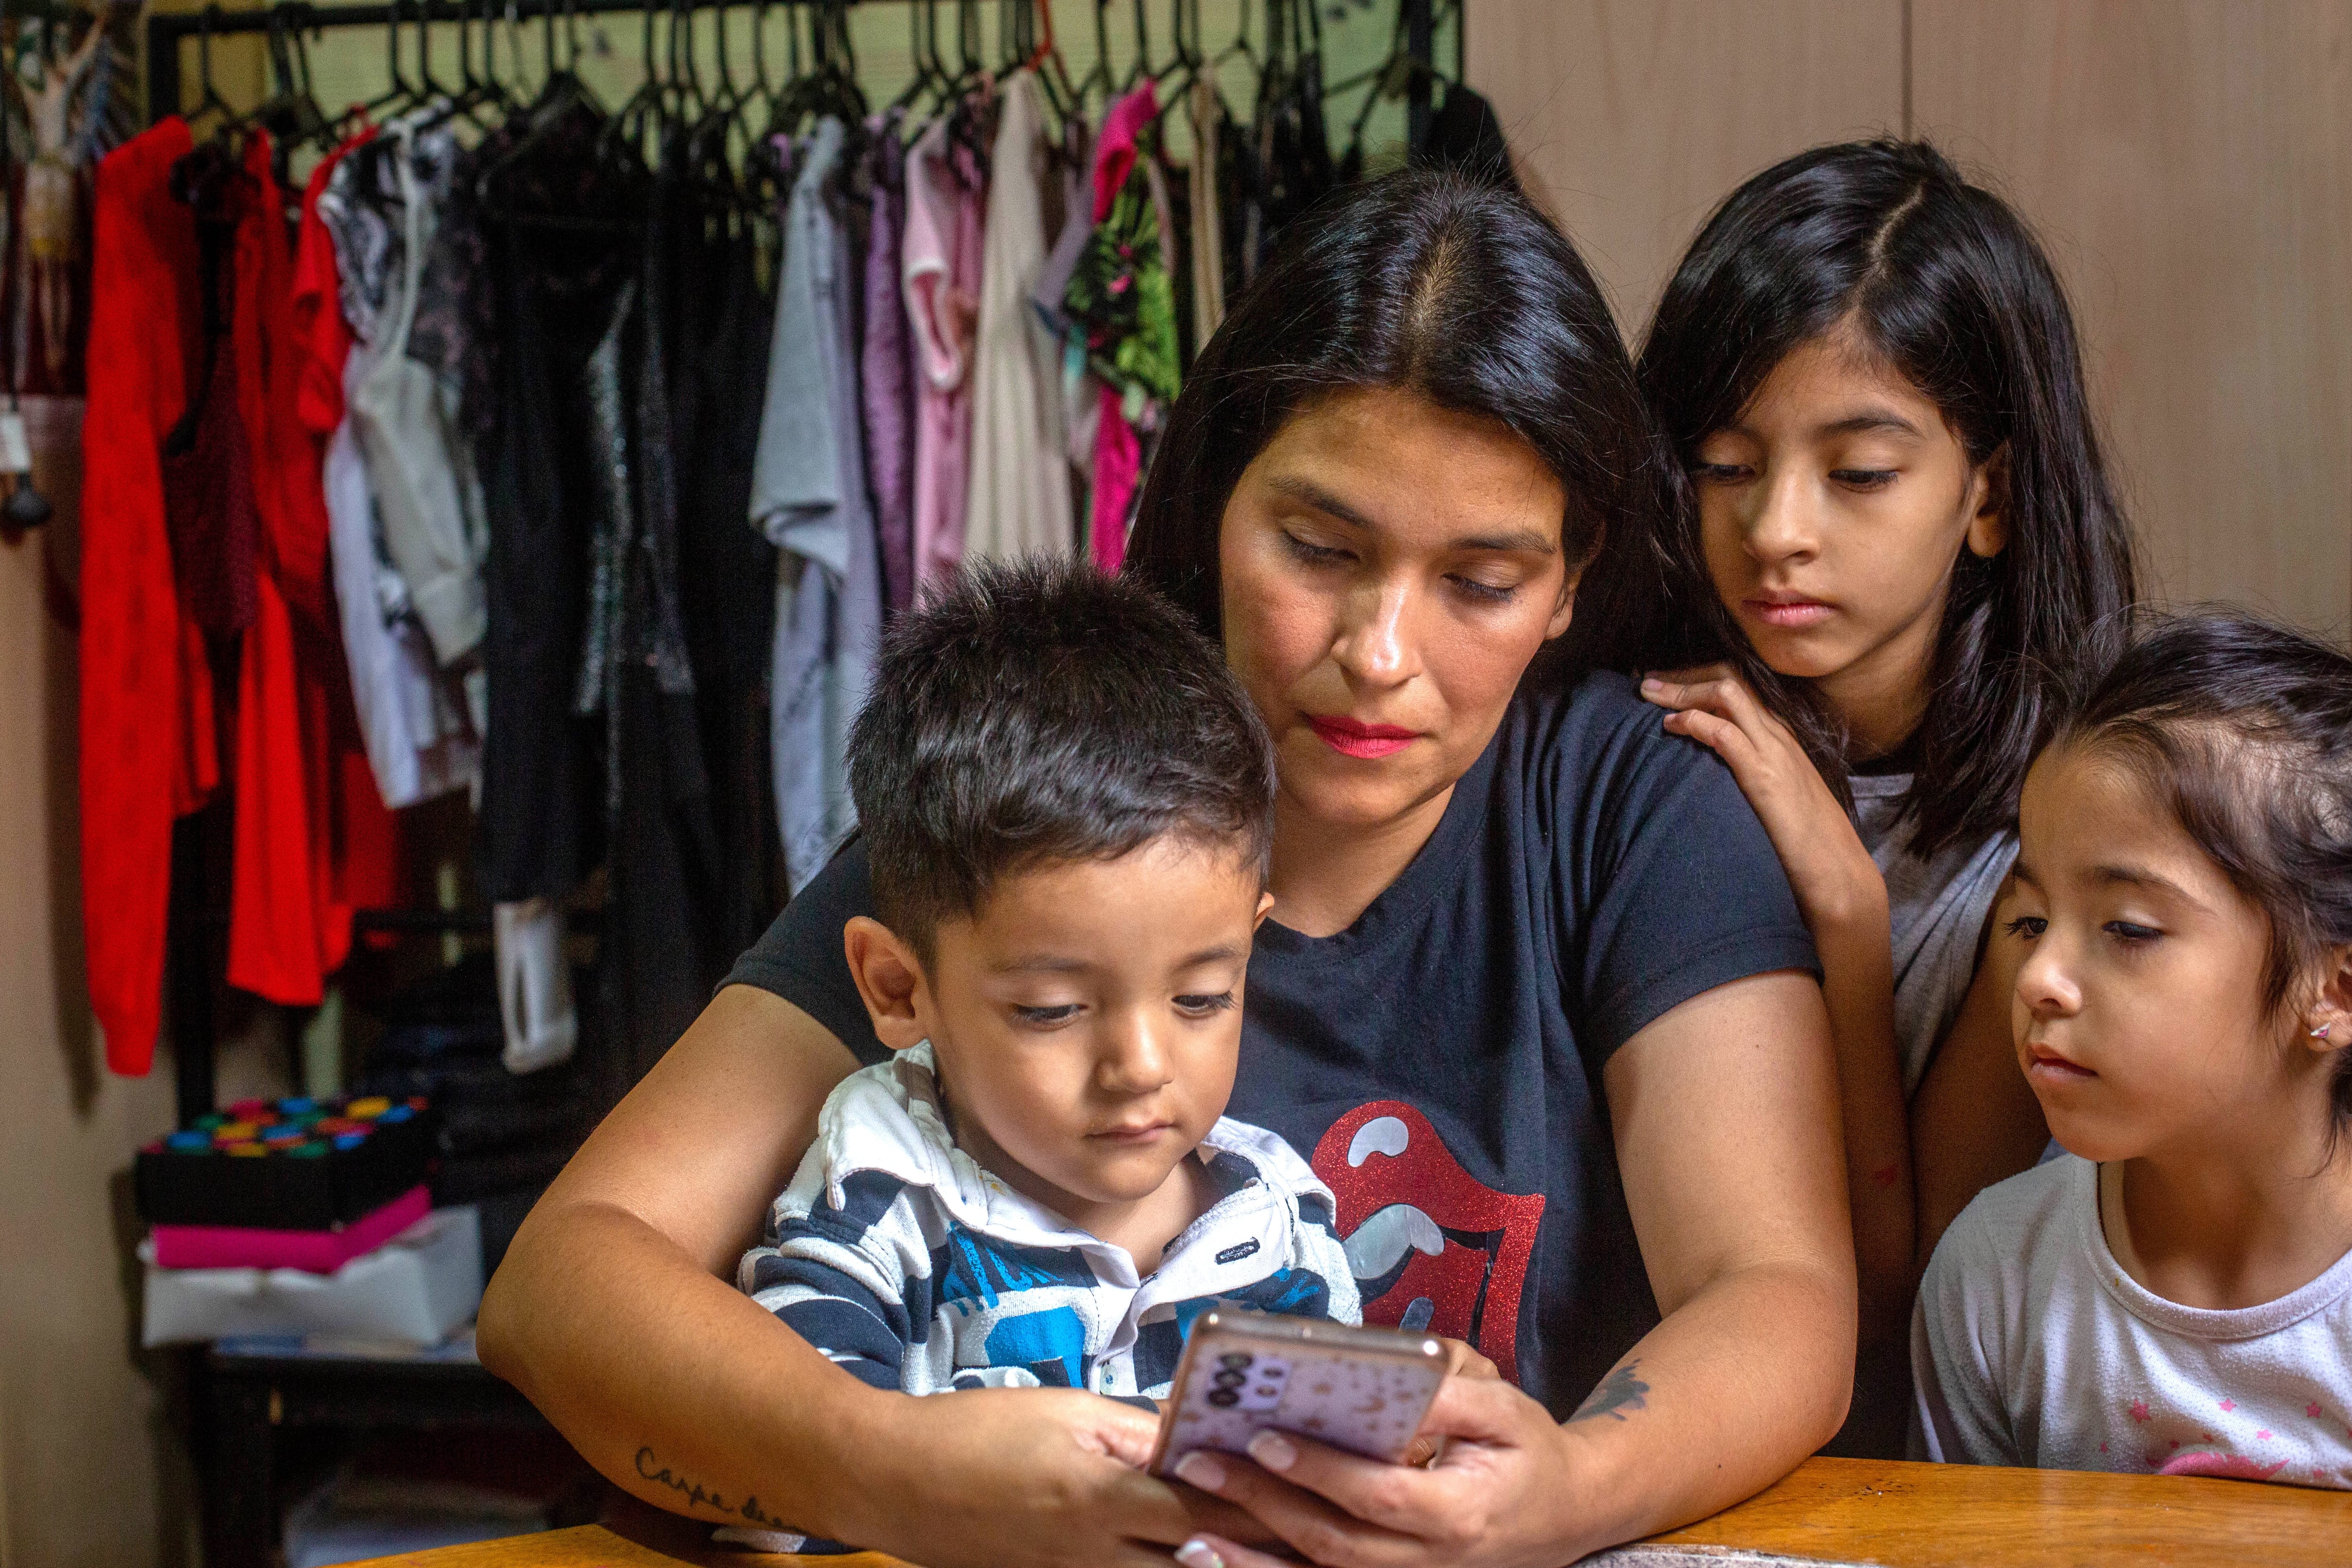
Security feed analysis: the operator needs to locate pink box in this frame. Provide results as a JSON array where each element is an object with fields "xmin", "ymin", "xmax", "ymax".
[{"xmin": 151, "ymin": 1184, "xmax": 434, "ymax": 1273}]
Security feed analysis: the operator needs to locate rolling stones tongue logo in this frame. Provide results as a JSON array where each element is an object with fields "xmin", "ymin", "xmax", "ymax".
[{"xmin": 1310, "ymin": 1101, "xmax": 1545, "ymax": 1385}]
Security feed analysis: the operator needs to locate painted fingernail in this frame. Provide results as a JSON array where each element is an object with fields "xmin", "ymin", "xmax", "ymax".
[
  {"xmin": 1247, "ymin": 1431, "xmax": 1297, "ymax": 1472},
  {"xmin": 1175, "ymin": 1540, "xmax": 1224, "ymax": 1568},
  {"xmin": 1174, "ymin": 1451, "xmax": 1227, "ymax": 1490}
]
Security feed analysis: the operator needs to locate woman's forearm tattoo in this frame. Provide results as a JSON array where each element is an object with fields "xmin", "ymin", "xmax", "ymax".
[
  {"xmin": 635, "ymin": 1445, "xmax": 795, "ymax": 1529},
  {"xmin": 1569, "ymin": 1360, "xmax": 1650, "ymax": 1424}
]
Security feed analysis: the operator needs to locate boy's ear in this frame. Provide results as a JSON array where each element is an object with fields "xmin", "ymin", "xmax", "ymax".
[
  {"xmin": 844, "ymin": 917, "xmax": 933, "ymax": 1053},
  {"xmin": 1966, "ymin": 445, "xmax": 2011, "ymax": 560},
  {"xmin": 1253, "ymin": 890, "xmax": 1276, "ymax": 929}
]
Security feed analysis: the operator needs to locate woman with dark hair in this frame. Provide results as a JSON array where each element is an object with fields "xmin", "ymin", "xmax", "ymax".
[
  {"xmin": 1632, "ymin": 139, "xmax": 2137, "ymax": 1443},
  {"xmin": 478, "ymin": 170, "xmax": 1855, "ymax": 1568}
]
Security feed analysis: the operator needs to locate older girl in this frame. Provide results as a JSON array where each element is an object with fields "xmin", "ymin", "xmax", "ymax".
[{"xmin": 1635, "ymin": 141, "xmax": 2137, "ymax": 1444}]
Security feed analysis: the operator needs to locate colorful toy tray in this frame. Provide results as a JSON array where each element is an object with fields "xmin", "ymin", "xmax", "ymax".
[{"xmin": 135, "ymin": 1095, "xmax": 439, "ymax": 1231}]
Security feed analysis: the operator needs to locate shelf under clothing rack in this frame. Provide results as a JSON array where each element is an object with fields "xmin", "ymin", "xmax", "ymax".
[{"xmin": 138, "ymin": 0, "xmax": 1444, "ymax": 1124}]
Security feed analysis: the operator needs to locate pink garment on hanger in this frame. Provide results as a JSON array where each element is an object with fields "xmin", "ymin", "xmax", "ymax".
[
  {"xmin": 1087, "ymin": 84, "xmax": 1158, "ymax": 571},
  {"xmin": 1093, "ymin": 83, "xmax": 1158, "ymax": 222},
  {"xmin": 1092, "ymin": 386, "xmax": 1138, "ymax": 571},
  {"xmin": 904, "ymin": 116, "xmax": 987, "ymax": 593}
]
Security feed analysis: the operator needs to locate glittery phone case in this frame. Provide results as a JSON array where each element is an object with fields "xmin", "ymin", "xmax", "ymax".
[{"xmin": 1148, "ymin": 1309, "xmax": 1448, "ymax": 1476}]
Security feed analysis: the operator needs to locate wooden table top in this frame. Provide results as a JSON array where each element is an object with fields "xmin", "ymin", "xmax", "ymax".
[{"xmin": 349, "ymin": 1456, "xmax": 2352, "ymax": 1568}]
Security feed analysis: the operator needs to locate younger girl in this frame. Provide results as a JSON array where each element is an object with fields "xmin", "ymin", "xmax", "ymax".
[
  {"xmin": 1915, "ymin": 612, "xmax": 2352, "ymax": 1486},
  {"xmin": 1631, "ymin": 141, "xmax": 2137, "ymax": 1433}
]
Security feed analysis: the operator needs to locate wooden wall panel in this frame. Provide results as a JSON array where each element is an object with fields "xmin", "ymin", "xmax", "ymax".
[
  {"xmin": 1912, "ymin": 0, "xmax": 2352, "ymax": 634},
  {"xmin": 1464, "ymin": 0, "xmax": 1904, "ymax": 329}
]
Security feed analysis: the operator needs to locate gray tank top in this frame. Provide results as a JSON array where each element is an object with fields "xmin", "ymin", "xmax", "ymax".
[{"xmin": 1851, "ymin": 774, "xmax": 2018, "ymax": 1095}]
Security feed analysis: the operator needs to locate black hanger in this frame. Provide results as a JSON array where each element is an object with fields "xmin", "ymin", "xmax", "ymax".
[
  {"xmin": 414, "ymin": 0, "xmax": 452, "ymax": 107},
  {"xmin": 742, "ymin": 0, "xmax": 777, "ymax": 125},
  {"xmin": 820, "ymin": 0, "xmax": 869, "ymax": 121},
  {"xmin": 244, "ymin": 4, "xmax": 334, "ymax": 185},
  {"xmin": 599, "ymin": 0, "xmax": 675, "ymax": 166},
  {"xmin": 1146, "ymin": 0, "xmax": 1207, "ymax": 128},
  {"xmin": 451, "ymin": 0, "xmax": 511, "ymax": 118},
  {"xmin": 181, "ymin": 5, "xmax": 244, "ymax": 136},
  {"xmin": 1216, "ymin": 0, "xmax": 1261, "ymax": 73},
  {"xmin": 1072, "ymin": 0, "xmax": 1114, "ymax": 113},
  {"xmin": 476, "ymin": 0, "xmax": 623, "ymax": 218},
  {"xmin": 885, "ymin": 0, "xmax": 943, "ymax": 118},
  {"xmin": 930, "ymin": 0, "xmax": 984, "ymax": 107},
  {"xmin": 705, "ymin": 0, "xmax": 748, "ymax": 127},
  {"xmin": 1331, "ymin": 0, "xmax": 1458, "ymax": 172},
  {"xmin": 695, "ymin": 0, "xmax": 755, "ymax": 191},
  {"xmin": 410, "ymin": 0, "xmax": 506, "ymax": 135},
  {"xmin": 773, "ymin": 0, "xmax": 866, "ymax": 137},
  {"xmin": 668, "ymin": 0, "xmax": 702, "ymax": 123},
  {"xmin": 349, "ymin": 0, "xmax": 421, "ymax": 124},
  {"xmin": 1120, "ymin": 0, "xmax": 1154, "ymax": 91},
  {"xmin": 469, "ymin": 0, "xmax": 511, "ymax": 110},
  {"xmin": 995, "ymin": 0, "xmax": 1019, "ymax": 76},
  {"xmin": 1168, "ymin": 0, "xmax": 1206, "ymax": 84},
  {"xmin": 682, "ymin": 0, "xmax": 769, "ymax": 224}
]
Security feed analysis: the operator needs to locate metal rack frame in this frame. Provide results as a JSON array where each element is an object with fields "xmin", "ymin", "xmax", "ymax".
[{"xmin": 146, "ymin": 0, "xmax": 1446, "ymax": 129}]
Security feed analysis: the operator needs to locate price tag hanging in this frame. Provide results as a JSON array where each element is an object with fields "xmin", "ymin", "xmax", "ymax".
[{"xmin": 0, "ymin": 411, "xmax": 31, "ymax": 476}]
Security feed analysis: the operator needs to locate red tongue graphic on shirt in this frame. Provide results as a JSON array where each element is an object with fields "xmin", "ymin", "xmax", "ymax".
[{"xmin": 1310, "ymin": 1101, "xmax": 1545, "ymax": 1385}]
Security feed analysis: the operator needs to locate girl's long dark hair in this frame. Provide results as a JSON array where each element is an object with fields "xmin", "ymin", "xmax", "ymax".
[
  {"xmin": 1638, "ymin": 139, "xmax": 2138, "ymax": 856},
  {"xmin": 1127, "ymin": 168, "xmax": 1675, "ymax": 671}
]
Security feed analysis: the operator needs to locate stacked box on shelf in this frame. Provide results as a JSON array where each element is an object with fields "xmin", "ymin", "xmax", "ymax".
[
  {"xmin": 135, "ymin": 1095, "xmax": 439, "ymax": 1231},
  {"xmin": 133, "ymin": 1095, "xmax": 480, "ymax": 1347}
]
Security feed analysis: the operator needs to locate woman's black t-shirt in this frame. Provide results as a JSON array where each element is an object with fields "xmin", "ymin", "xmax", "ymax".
[{"xmin": 723, "ymin": 671, "xmax": 1817, "ymax": 1417}]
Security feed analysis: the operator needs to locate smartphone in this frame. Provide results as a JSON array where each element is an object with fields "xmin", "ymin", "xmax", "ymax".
[{"xmin": 1148, "ymin": 1309, "xmax": 1449, "ymax": 1478}]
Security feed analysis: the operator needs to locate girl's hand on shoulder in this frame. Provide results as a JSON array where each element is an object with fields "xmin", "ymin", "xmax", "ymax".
[
  {"xmin": 1641, "ymin": 664, "xmax": 1883, "ymax": 931},
  {"xmin": 1165, "ymin": 1374, "xmax": 1595, "ymax": 1568}
]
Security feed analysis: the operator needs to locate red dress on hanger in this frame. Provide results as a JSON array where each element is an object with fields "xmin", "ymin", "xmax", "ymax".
[
  {"xmin": 222, "ymin": 130, "xmax": 394, "ymax": 1006},
  {"xmin": 81, "ymin": 123, "xmax": 394, "ymax": 1077},
  {"xmin": 81, "ymin": 118, "xmax": 217, "ymax": 1075}
]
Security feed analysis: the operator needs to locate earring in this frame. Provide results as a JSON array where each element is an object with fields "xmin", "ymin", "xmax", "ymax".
[{"xmin": 2313, "ymin": 1025, "xmax": 2335, "ymax": 1040}]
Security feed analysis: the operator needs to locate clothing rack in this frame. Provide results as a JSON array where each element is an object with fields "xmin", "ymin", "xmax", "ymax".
[
  {"xmin": 147, "ymin": 0, "xmax": 1446, "ymax": 128},
  {"xmin": 149, "ymin": 0, "xmax": 862, "ymax": 127},
  {"xmin": 139, "ymin": 0, "xmax": 1446, "ymax": 1124}
]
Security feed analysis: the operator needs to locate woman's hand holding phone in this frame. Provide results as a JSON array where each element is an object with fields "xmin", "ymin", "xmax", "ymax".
[
  {"xmin": 1398, "ymin": 1338, "xmax": 1499, "ymax": 1466},
  {"xmin": 1164, "ymin": 1372, "xmax": 1593, "ymax": 1568}
]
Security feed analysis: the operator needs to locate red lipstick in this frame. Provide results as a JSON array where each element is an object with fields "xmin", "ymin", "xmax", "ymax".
[{"xmin": 1307, "ymin": 715, "xmax": 1419, "ymax": 760}]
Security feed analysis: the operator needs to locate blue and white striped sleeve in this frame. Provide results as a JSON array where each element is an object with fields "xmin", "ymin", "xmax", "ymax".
[{"xmin": 737, "ymin": 1165, "xmax": 923, "ymax": 1391}]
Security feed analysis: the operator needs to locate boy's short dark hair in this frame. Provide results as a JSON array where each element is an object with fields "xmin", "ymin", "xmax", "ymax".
[{"xmin": 848, "ymin": 558, "xmax": 1277, "ymax": 962}]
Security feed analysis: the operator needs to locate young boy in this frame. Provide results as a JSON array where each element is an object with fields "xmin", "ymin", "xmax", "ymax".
[{"xmin": 735, "ymin": 559, "xmax": 1360, "ymax": 1422}]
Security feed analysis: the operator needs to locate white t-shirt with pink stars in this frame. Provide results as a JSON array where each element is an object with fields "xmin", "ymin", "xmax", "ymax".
[{"xmin": 1914, "ymin": 1154, "xmax": 2352, "ymax": 1489}]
